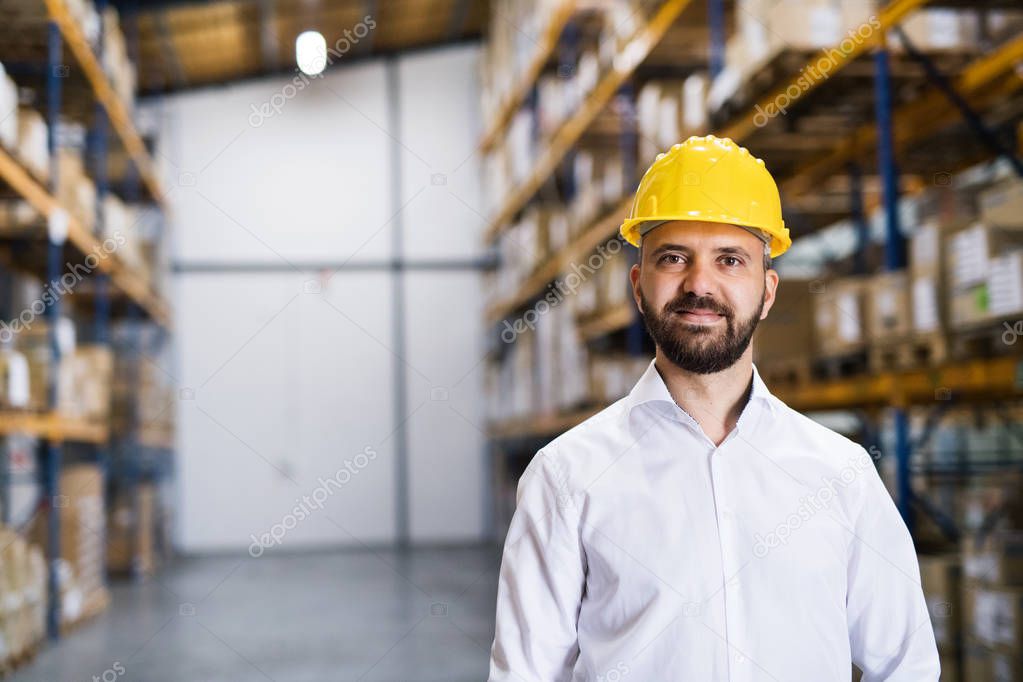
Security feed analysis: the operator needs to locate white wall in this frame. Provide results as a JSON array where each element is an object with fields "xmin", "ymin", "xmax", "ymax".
[{"xmin": 161, "ymin": 44, "xmax": 487, "ymax": 553}]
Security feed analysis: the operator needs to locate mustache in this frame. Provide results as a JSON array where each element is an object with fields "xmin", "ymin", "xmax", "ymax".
[{"xmin": 666, "ymin": 295, "xmax": 732, "ymax": 318}]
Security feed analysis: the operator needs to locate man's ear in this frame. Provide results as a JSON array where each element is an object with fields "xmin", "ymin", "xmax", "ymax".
[
  {"xmin": 630, "ymin": 263, "xmax": 642, "ymax": 313},
  {"xmin": 760, "ymin": 269, "xmax": 779, "ymax": 320}
]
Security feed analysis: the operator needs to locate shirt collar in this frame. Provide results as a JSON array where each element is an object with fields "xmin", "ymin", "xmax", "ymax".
[{"xmin": 625, "ymin": 358, "xmax": 777, "ymax": 421}]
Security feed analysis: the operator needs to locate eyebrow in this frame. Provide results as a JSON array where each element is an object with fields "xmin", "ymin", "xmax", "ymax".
[{"xmin": 648, "ymin": 243, "xmax": 753, "ymax": 260}]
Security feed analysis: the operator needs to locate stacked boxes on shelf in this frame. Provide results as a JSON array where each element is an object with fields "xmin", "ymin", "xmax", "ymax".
[
  {"xmin": 920, "ymin": 554, "xmax": 962, "ymax": 681},
  {"xmin": 101, "ymin": 7, "xmax": 137, "ymax": 108},
  {"xmin": 15, "ymin": 109, "xmax": 50, "ymax": 185},
  {"xmin": 30, "ymin": 463, "xmax": 110, "ymax": 627},
  {"xmin": 708, "ymin": 1, "xmax": 995, "ymax": 118},
  {"xmin": 588, "ymin": 354, "xmax": 649, "ymax": 404},
  {"xmin": 568, "ymin": 148, "xmax": 625, "ymax": 230},
  {"xmin": 636, "ymin": 75, "xmax": 707, "ymax": 167},
  {"xmin": 709, "ymin": 0, "xmax": 877, "ymax": 113},
  {"xmin": 56, "ymin": 148, "xmax": 98, "ymax": 234},
  {"xmin": 65, "ymin": 0, "xmax": 102, "ymax": 45},
  {"xmin": 489, "ymin": 297, "xmax": 590, "ymax": 422},
  {"xmin": 0, "ymin": 527, "xmax": 46, "ymax": 669},
  {"xmin": 0, "ymin": 63, "xmax": 18, "ymax": 152},
  {"xmin": 107, "ymin": 483, "xmax": 160, "ymax": 575},
  {"xmin": 812, "ymin": 276, "xmax": 868, "ymax": 359},
  {"xmin": 752, "ymin": 278, "xmax": 816, "ymax": 377},
  {"xmin": 864, "ymin": 270, "xmax": 911, "ymax": 342},
  {"xmin": 573, "ymin": 239, "xmax": 631, "ymax": 322},
  {"xmin": 962, "ymin": 528, "xmax": 1023, "ymax": 679},
  {"xmin": 481, "ymin": 0, "xmax": 651, "ymax": 218},
  {"xmin": 478, "ymin": 0, "xmax": 567, "ymax": 126},
  {"xmin": 111, "ymin": 330, "xmax": 176, "ymax": 445},
  {"xmin": 12, "ymin": 320, "xmax": 112, "ymax": 420},
  {"xmin": 945, "ymin": 179, "xmax": 1023, "ymax": 329}
]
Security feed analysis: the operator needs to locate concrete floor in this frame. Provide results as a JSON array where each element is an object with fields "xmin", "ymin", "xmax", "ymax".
[{"xmin": 16, "ymin": 545, "xmax": 501, "ymax": 682}]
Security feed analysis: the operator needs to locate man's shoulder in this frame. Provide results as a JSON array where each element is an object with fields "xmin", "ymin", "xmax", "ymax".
[
  {"xmin": 768, "ymin": 394, "xmax": 875, "ymax": 464},
  {"xmin": 538, "ymin": 397, "xmax": 634, "ymax": 472}
]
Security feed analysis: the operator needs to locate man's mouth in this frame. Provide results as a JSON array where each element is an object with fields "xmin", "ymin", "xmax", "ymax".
[{"xmin": 673, "ymin": 307, "xmax": 726, "ymax": 324}]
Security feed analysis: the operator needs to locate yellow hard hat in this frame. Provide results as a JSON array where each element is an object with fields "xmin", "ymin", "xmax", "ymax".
[{"xmin": 619, "ymin": 135, "xmax": 791, "ymax": 258}]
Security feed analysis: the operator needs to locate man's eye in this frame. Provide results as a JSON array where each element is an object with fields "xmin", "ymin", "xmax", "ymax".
[
  {"xmin": 659, "ymin": 254, "xmax": 683, "ymax": 265},
  {"xmin": 720, "ymin": 256, "xmax": 742, "ymax": 267}
]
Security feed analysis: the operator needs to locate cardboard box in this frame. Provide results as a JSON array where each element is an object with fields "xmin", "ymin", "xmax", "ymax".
[
  {"xmin": 0, "ymin": 65, "xmax": 18, "ymax": 151},
  {"xmin": 950, "ymin": 284, "xmax": 989, "ymax": 329},
  {"xmin": 966, "ymin": 582, "xmax": 1023, "ymax": 651},
  {"xmin": 56, "ymin": 148, "xmax": 97, "ymax": 233},
  {"xmin": 761, "ymin": 0, "xmax": 877, "ymax": 53},
  {"xmin": 753, "ymin": 278, "xmax": 815, "ymax": 366},
  {"xmin": 16, "ymin": 109, "xmax": 49, "ymax": 183},
  {"xmin": 948, "ymin": 250, "xmax": 1023, "ymax": 327},
  {"xmin": 947, "ymin": 222, "xmax": 1023, "ymax": 290},
  {"xmin": 107, "ymin": 484, "xmax": 156, "ymax": 575},
  {"xmin": 891, "ymin": 9, "xmax": 980, "ymax": 52},
  {"xmin": 865, "ymin": 270, "xmax": 911, "ymax": 340},
  {"xmin": 30, "ymin": 464, "xmax": 106, "ymax": 606},
  {"xmin": 813, "ymin": 277, "xmax": 867, "ymax": 355},
  {"xmin": 920, "ymin": 554, "xmax": 962, "ymax": 653},
  {"xmin": 964, "ymin": 640, "xmax": 991, "ymax": 680},
  {"xmin": 981, "ymin": 177, "xmax": 1023, "ymax": 227},
  {"xmin": 989, "ymin": 251, "xmax": 1023, "ymax": 319},
  {"xmin": 963, "ymin": 532, "xmax": 1023, "ymax": 587},
  {"xmin": 61, "ymin": 344, "xmax": 114, "ymax": 420},
  {"xmin": 916, "ymin": 183, "xmax": 979, "ymax": 226},
  {"xmin": 911, "ymin": 275, "xmax": 943, "ymax": 334}
]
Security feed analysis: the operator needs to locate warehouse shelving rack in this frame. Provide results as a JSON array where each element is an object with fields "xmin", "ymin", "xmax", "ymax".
[
  {"xmin": 481, "ymin": 0, "xmax": 1023, "ymax": 542},
  {"xmin": 0, "ymin": 0, "xmax": 172, "ymax": 642},
  {"xmin": 478, "ymin": 0, "xmax": 577, "ymax": 152},
  {"xmin": 482, "ymin": 0, "xmax": 694, "ymax": 243}
]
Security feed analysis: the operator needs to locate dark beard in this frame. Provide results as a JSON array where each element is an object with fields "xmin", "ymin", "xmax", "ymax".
[{"xmin": 639, "ymin": 288, "xmax": 764, "ymax": 374}]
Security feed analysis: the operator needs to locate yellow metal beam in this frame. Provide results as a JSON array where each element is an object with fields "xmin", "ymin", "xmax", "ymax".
[
  {"xmin": 783, "ymin": 32, "xmax": 1023, "ymax": 197},
  {"xmin": 0, "ymin": 146, "xmax": 172, "ymax": 328},
  {"xmin": 773, "ymin": 356, "xmax": 1023, "ymax": 412},
  {"xmin": 0, "ymin": 411, "xmax": 108, "ymax": 443},
  {"xmin": 44, "ymin": 0, "xmax": 166, "ymax": 203},
  {"xmin": 720, "ymin": 0, "xmax": 933, "ymax": 143}
]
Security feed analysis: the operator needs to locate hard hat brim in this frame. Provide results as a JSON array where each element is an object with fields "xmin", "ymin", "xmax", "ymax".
[{"xmin": 620, "ymin": 215, "xmax": 791, "ymax": 259}]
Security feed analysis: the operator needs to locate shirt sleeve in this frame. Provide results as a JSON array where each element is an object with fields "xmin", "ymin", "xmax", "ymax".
[
  {"xmin": 846, "ymin": 447, "xmax": 940, "ymax": 681},
  {"xmin": 488, "ymin": 449, "xmax": 586, "ymax": 682}
]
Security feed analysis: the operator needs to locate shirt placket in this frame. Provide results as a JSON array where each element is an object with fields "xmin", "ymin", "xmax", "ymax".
[{"xmin": 710, "ymin": 431, "xmax": 752, "ymax": 682}]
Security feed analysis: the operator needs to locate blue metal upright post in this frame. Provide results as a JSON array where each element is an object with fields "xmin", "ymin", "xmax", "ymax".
[
  {"xmin": 874, "ymin": 45, "xmax": 911, "ymax": 532},
  {"xmin": 874, "ymin": 47, "xmax": 906, "ymax": 272},
  {"xmin": 848, "ymin": 162, "xmax": 869, "ymax": 275},
  {"xmin": 92, "ymin": 0, "xmax": 112, "ymax": 592},
  {"xmin": 708, "ymin": 0, "xmax": 725, "ymax": 80},
  {"xmin": 44, "ymin": 19, "xmax": 64, "ymax": 641}
]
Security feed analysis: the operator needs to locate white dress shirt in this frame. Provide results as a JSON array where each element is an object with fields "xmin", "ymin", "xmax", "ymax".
[{"xmin": 488, "ymin": 359, "xmax": 939, "ymax": 681}]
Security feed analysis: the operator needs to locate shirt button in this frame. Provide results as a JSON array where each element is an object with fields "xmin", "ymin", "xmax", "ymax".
[{"xmin": 722, "ymin": 509, "xmax": 733, "ymax": 521}]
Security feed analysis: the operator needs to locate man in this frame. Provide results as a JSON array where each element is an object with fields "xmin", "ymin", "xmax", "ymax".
[{"xmin": 488, "ymin": 135, "xmax": 939, "ymax": 681}]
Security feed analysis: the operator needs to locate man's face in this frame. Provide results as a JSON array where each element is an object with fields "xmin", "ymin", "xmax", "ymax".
[{"xmin": 630, "ymin": 220, "xmax": 779, "ymax": 374}]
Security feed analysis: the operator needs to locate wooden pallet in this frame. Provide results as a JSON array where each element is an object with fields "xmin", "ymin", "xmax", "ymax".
[
  {"xmin": 813, "ymin": 348, "xmax": 870, "ymax": 380},
  {"xmin": 759, "ymin": 357, "xmax": 813, "ymax": 388},
  {"xmin": 868, "ymin": 333, "xmax": 948, "ymax": 372},
  {"xmin": 948, "ymin": 319, "xmax": 1023, "ymax": 360}
]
